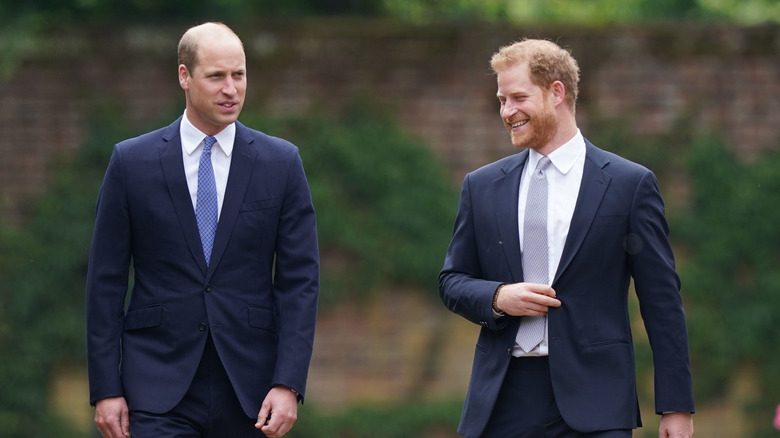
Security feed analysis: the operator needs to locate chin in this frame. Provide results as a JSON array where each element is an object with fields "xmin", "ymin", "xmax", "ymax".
[
  {"xmin": 509, "ymin": 134, "xmax": 529, "ymax": 149},
  {"xmin": 218, "ymin": 116, "xmax": 239, "ymax": 126}
]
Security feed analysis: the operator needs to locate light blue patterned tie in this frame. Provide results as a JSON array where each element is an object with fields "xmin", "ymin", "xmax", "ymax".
[
  {"xmin": 516, "ymin": 156, "xmax": 552, "ymax": 352},
  {"xmin": 196, "ymin": 136, "xmax": 218, "ymax": 266}
]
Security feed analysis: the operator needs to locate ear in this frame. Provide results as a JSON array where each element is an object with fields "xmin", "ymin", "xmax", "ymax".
[
  {"xmin": 178, "ymin": 65, "xmax": 189, "ymax": 91},
  {"xmin": 550, "ymin": 81, "xmax": 566, "ymax": 107}
]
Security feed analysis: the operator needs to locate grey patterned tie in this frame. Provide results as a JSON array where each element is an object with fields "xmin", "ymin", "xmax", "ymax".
[{"xmin": 516, "ymin": 156, "xmax": 552, "ymax": 352}]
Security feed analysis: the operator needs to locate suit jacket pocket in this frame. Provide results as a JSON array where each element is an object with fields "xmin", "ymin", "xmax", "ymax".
[
  {"xmin": 248, "ymin": 305, "xmax": 277, "ymax": 334},
  {"xmin": 240, "ymin": 197, "xmax": 277, "ymax": 212},
  {"xmin": 588, "ymin": 338, "xmax": 631, "ymax": 347},
  {"xmin": 124, "ymin": 304, "xmax": 163, "ymax": 330}
]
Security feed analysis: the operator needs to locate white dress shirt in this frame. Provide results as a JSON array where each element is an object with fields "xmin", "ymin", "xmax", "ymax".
[
  {"xmin": 513, "ymin": 130, "xmax": 586, "ymax": 357},
  {"xmin": 180, "ymin": 113, "xmax": 235, "ymax": 218}
]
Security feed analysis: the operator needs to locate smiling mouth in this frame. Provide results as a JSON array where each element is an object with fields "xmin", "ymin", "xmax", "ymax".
[{"xmin": 510, "ymin": 119, "xmax": 529, "ymax": 129}]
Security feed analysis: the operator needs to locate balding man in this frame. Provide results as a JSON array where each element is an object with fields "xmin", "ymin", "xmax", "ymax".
[{"xmin": 86, "ymin": 22, "xmax": 319, "ymax": 438}]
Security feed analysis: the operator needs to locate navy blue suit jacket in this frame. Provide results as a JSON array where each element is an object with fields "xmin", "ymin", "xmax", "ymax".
[
  {"xmin": 439, "ymin": 140, "xmax": 693, "ymax": 437},
  {"xmin": 86, "ymin": 118, "xmax": 319, "ymax": 417}
]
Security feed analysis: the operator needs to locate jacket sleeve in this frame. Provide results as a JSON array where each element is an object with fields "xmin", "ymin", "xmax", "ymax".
[
  {"xmin": 85, "ymin": 145, "xmax": 132, "ymax": 405},
  {"xmin": 270, "ymin": 148, "xmax": 320, "ymax": 401},
  {"xmin": 439, "ymin": 173, "xmax": 509, "ymax": 331},
  {"xmin": 629, "ymin": 170, "xmax": 695, "ymax": 414}
]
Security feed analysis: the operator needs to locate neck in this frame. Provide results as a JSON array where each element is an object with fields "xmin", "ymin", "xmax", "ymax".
[{"xmin": 536, "ymin": 116, "xmax": 578, "ymax": 156}]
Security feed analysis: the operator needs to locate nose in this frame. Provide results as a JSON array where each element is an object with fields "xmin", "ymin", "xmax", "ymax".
[
  {"xmin": 222, "ymin": 78, "xmax": 237, "ymax": 96},
  {"xmin": 500, "ymin": 101, "xmax": 517, "ymax": 120}
]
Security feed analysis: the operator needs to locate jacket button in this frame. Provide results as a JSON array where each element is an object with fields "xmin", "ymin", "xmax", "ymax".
[
  {"xmin": 199, "ymin": 323, "xmax": 207, "ymax": 331},
  {"xmin": 205, "ymin": 285, "xmax": 213, "ymax": 293}
]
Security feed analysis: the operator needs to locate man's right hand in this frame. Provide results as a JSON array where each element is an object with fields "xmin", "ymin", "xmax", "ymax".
[
  {"xmin": 94, "ymin": 396, "xmax": 130, "ymax": 438},
  {"xmin": 495, "ymin": 282, "xmax": 561, "ymax": 316}
]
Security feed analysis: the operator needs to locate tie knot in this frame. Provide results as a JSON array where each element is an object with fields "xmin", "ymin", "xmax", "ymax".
[
  {"xmin": 203, "ymin": 136, "xmax": 217, "ymax": 153},
  {"xmin": 535, "ymin": 156, "xmax": 552, "ymax": 174}
]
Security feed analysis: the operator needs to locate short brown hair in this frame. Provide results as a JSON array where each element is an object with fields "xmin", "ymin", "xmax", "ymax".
[{"xmin": 490, "ymin": 39, "xmax": 580, "ymax": 112}]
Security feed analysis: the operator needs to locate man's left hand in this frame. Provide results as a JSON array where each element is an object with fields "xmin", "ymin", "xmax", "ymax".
[
  {"xmin": 256, "ymin": 386, "xmax": 299, "ymax": 437},
  {"xmin": 659, "ymin": 412, "xmax": 693, "ymax": 438}
]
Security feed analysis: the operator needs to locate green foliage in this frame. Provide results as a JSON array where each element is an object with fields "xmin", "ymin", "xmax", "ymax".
[
  {"xmin": 502, "ymin": 0, "xmax": 703, "ymax": 24},
  {"xmin": 243, "ymin": 103, "xmax": 459, "ymax": 307},
  {"xmin": 0, "ymin": 106, "xmax": 129, "ymax": 437},
  {"xmin": 672, "ymin": 136, "xmax": 780, "ymax": 436},
  {"xmin": 288, "ymin": 400, "xmax": 462, "ymax": 438},
  {"xmin": 382, "ymin": 0, "xmax": 512, "ymax": 23},
  {"xmin": 0, "ymin": 13, "xmax": 48, "ymax": 79},
  {"xmin": 382, "ymin": 0, "xmax": 780, "ymax": 24},
  {"xmin": 1, "ymin": 0, "xmax": 384, "ymax": 25},
  {"xmin": 697, "ymin": 0, "xmax": 780, "ymax": 25}
]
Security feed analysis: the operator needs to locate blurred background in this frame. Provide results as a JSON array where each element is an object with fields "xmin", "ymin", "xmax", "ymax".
[{"xmin": 1, "ymin": 0, "xmax": 780, "ymax": 437}]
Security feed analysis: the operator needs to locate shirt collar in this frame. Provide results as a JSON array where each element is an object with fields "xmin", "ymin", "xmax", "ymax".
[
  {"xmin": 180, "ymin": 112, "xmax": 236, "ymax": 157},
  {"xmin": 527, "ymin": 129, "xmax": 585, "ymax": 175}
]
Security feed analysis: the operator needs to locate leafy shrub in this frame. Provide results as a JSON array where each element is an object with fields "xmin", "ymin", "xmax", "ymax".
[
  {"xmin": 0, "ymin": 105, "xmax": 127, "ymax": 438},
  {"xmin": 673, "ymin": 136, "xmax": 780, "ymax": 437}
]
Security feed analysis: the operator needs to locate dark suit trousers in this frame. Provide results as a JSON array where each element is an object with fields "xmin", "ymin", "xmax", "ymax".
[
  {"xmin": 129, "ymin": 335, "xmax": 266, "ymax": 438},
  {"xmin": 481, "ymin": 357, "xmax": 632, "ymax": 438}
]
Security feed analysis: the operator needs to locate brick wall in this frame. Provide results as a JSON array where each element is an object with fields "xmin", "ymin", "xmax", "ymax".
[{"xmin": 4, "ymin": 21, "xmax": 779, "ymax": 224}]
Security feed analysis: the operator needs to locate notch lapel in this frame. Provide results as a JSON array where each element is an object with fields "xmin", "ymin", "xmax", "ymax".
[
  {"xmin": 159, "ymin": 119, "xmax": 209, "ymax": 273},
  {"xmin": 493, "ymin": 151, "xmax": 529, "ymax": 283},
  {"xmin": 207, "ymin": 124, "xmax": 256, "ymax": 276},
  {"xmin": 554, "ymin": 142, "xmax": 611, "ymax": 282}
]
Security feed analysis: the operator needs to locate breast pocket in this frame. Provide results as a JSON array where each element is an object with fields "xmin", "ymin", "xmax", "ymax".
[
  {"xmin": 240, "ymin": 197, "xmax": 277, "ymax": 213},
  {"xmin": 237, "ymin": 198, "xmax": 279, "ymax": 235}
]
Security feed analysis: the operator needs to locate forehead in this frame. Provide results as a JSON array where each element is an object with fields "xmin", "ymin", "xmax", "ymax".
[
  {"xmin": 496, "ymin": 62, "xmax": 538, "ymax": 95},
  {"xmin": 195, "ymin": 35, "xmax": 246, "ymax": 71}
]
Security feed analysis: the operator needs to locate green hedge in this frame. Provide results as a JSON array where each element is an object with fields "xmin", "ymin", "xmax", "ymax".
[
  {"xmin": 674, "ymin": 136, "xmax": 780, "ymax": 438},
  {"xmin": 0, "ymin": 105, "xmax": 128, "ymax": 437}
]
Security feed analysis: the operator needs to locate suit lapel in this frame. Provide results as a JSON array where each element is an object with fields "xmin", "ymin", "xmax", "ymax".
[
  {"xmin": 207, "ymin": 123, "xmax": 256, "ymax": 275},
  {"xmin": 159, "ymin": 118, "xmax": 209, "ymax": 273},
  {"xmin": 493, "ymin": 151, "xmax": 528, "ymax": 283},
  {"xmin": 554, "ymin": 141, "xmax": 611, "ymax": 282}
]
